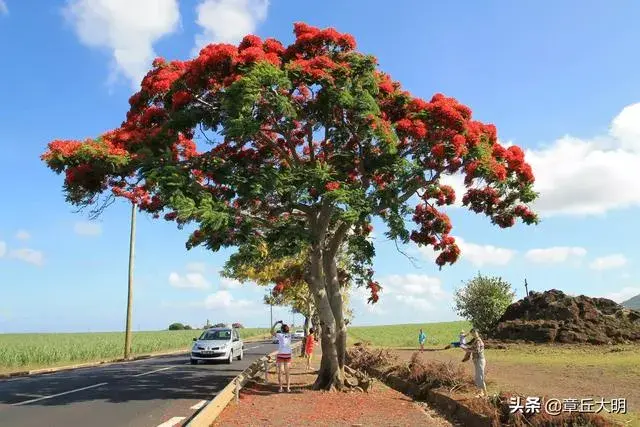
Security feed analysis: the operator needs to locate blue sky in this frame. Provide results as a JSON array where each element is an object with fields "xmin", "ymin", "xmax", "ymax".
[{"xmin": 1, "ymin": 1, "xmax": 639, "ymax": 333}]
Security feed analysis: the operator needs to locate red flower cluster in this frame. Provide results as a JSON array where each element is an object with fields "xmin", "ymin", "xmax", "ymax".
[
  {"xmin": 171, "ymin": 90, "xmax": 192, "ymax": 110},
  {"xmin": 422, "ymin": 184, "xmax": 456, "ymax": 206},
  {"xmin": 43, "ymin": 140, "xmax": 82, "ymax": 159},
  {"xmin": 325, "ymin": 181, "xmax": 340, "ymax": 192},
  {"xmin": 366, "ymin": 281, "xmax": 381, "ymax": 304},
  {"xmin": 289, "ymin": 22, "xmax": 356, "ymax": 56},
  {"xmin": 140, "ymin": 59, "xmax": 188, "ymax": 97},
  {"xmin": 112, "ymin": 185, "xmax": 153, "ymax": 206},
  {"xmin": 410, "ymin": 203, "xmax": 460, "ymax": 267},
  {"xmin": 65, "ymin": 164, "xmax": 93, "ymax": 184},
  {"xmin": 273, "ymin": 280, "xmax": 290, "ymax": 294}
]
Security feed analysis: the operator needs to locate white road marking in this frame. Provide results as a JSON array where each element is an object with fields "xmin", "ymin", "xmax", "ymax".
[
  {"xmin": 131, "ymin": 366, "xmax": 175, "ymax": 377},
  {"xmin": 12, "ymin": 382, "xmax": 108, "ymax": 406},
  {"xmin": 190, "ymin": 399, "xmax": 207, "ymax": 410},
  {"xmin": 156, "ymin": 416, "xmax": 185, "ymax": 427}
]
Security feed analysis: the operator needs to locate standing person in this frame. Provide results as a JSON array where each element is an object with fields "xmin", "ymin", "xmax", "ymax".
[
  {"xmin": 462, "ymin": 328, "xmax": 488, "ymax": 397},
  {"xmin": 418, "ymin": 328, "xmax": 427, "ymax": 352},
  {"xmin": 271, "ymin": 320, "xmax": 292, "ymax": 393},
  {"xmin": 304, "ymin": 327, "xmax": 316, "ymax": 370}
]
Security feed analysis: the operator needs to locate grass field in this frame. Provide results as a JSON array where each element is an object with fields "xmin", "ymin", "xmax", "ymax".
[
  {"xmin": 0, "ymin": 328, "xmax": 269, "ymax": 373},
  {"xmin": 348, "ymin": 321, "xmax": 471, "ymax": 347}
]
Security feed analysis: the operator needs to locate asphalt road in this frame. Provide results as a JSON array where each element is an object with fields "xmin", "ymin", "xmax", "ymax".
[{"xmin": 0, "ymin": 340, "xmax": 278, "ymax": 427}]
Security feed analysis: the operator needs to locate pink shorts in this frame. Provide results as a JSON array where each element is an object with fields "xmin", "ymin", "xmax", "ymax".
[{"xmin": 276, "ymin": 354, "xmax": 291, "ymax": 363}]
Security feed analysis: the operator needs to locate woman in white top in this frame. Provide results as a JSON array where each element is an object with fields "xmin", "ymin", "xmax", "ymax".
[{"xmin": 271, "ymin": 320, "xmax": 292, "ymax": 392}]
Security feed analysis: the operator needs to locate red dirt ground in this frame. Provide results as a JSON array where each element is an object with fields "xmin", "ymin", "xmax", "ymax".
[{"xmin": 212, "ymin": 349, "xmax": 453, "ymax": 427}]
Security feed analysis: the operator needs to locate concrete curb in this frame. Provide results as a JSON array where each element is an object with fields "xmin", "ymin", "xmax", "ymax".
[
  {"xmin": 0, "ymin": 335, "xmax": 267, "ymax": 380},
  {"xmin": 185, "ymin": 341, "xmax": 302, "ymax": 427}
]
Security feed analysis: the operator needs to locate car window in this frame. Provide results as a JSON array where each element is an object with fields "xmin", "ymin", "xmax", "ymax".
[{"xmin": 199, "ymin": 329, "xmax": 231, "ymax": 340}]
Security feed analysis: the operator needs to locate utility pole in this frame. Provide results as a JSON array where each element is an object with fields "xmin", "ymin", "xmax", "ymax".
[
  {"xmin": 524, "ymin": 278, "xmax": 529, "ymax": 298},
  {"xmin": 124, "ymin": 203, "xmax": 136, "ymax": 360}
]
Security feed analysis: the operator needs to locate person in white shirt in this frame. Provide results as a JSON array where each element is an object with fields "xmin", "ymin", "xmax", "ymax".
[{"xmin": 271, "ymin": 320, "xmax": 292, "ymax": 392}]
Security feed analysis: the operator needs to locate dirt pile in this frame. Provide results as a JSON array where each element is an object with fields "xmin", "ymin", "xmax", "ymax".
[{"xmin": 491, "ymin": 289, "xmax": 640, "ymax": 344}]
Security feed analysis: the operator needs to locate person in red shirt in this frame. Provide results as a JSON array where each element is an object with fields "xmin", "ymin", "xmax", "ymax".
[{"xmin": 304, "ymin": 328, "xmax": 317, "ymax": 371}]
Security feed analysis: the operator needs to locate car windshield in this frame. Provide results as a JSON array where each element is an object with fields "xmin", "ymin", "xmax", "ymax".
[{"xmin": 199, "ymin": 329, "xmax": 231, "ymax": 340}]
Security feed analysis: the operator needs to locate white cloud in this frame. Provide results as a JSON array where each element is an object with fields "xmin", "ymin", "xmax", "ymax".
[
  {"xmin": 526, "ymin": 103, "xmax": 640, "ymax": 216},
  {"xmin": 395, "ymin": 294, "xmax": 433, "ymax": 310},
  {"xmin": 525, "ymin": 246, "xmax": 587, "ymax": 264},
  {"xmin": 15, "ymin": 230, "xmax": 30, "ymax": 241},
  {"xmin": 419, "ymin": 237, "xmax": 515, "ymax": 267},
  {"xmin": 457, "ymin": 237, "xmax": 515, "ymax": 266},
  {"xmin": 9, "ymin": 248, "xmax": 44, "ymax": 266},
  {"xmin": 193, "ymin": 0, "xmax": 269, "ymax": 55},
  {"xmin": 169, "ymin": 272, "xmax": 211, "ymax": 289},
  {"xmin": 220, "ymin": 277, "xmax": 242, "ymax": 289},
  {"xmin": 439, "ymin": 173, "xmax": 466, "ymax": 208},
  {"xmin": 204, "ymin": 290, "xmax": 253, "ymax": 309},
  {"xmin": 604, "ymin": 286, "xmax": 640, "ymax": 303},
  {"xmin": 589, "ymin": 254, "xmax": 628, "ymax": 271},
  {"xmin": 63, "ymin": 0, "xmax": 180, "ymax": 88},
  {"xmin": 186, "ymin": 262, "xmax": 207, "ymax": 273},
  {"xmin": 74, "ymin": 221, "xmax": 102, "ymax": 236},
  {"xmin": 0, "ymin": 241, "xmax": 6, "ymax": 257},
  {"xmin": 0, "ymin": 1, "xmax": 8, "ymax": 15},
  {"xmin": 379, "ymin": 274, "xmax": 447, "ymax": 299}
]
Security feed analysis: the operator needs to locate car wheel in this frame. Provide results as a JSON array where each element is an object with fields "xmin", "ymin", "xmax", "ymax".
[
  {"xmin": 226, "ymin": 350, "xmax": 233, "ymax": 364},
  {"xmin": 190, "ymin": 358, "xmax": 198, "ymax": 365},
  {"xmin": 237, "ymin": 348, "xmax": 243, "ymax": 361}
]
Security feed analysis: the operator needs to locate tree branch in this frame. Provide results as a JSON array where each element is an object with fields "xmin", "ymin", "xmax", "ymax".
[
  {"xmin": 316, "ymin": 198, "xmax": 334, "ymax": 244},
  {"xmin": 293, "ymin": 203, "xmax": 313, "ymax": 215},
  {"xmin": 258, "ymin": 131, "xmax": 295, "ymax": 167},
  {"xmin": 393, "ymin": 239, "xmax": 421, "ymax": 268},
  {"xmin": 194, "ymin": 95, "xmax": 216, "ymax": 109},
  {"xmin": 327, "ymin": 221, "xmax": 351, "ymax": 259},
  {"xmin": 198, "ymin": 123, "xmax": 215, "ymax": 144},
  {"xmin": 308, "ymin": 123, "xmax": 316, "ymax": 164}
]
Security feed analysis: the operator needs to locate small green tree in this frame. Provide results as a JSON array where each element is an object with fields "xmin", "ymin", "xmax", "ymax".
[
  {"xmin": 454, "ymin": 273, "xmax": 515, "ymax": 334},
  {"xmin": 168, "ymin": 322, "xmax": 185, "ymax": 330}
]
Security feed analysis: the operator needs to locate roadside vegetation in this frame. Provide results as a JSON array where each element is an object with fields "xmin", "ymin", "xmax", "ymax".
[{"xmin": 0, "ymin": 328, "xmax": 268, "ymax": 373}]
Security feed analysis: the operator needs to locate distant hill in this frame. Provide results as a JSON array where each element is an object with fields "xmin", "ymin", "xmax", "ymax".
[{"xmin": 622, "ymin": 294, "xmax": 640, "ymax": 310}]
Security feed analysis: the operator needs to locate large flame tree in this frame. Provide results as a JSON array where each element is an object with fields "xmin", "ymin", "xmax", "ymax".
[{"xmin": 42, "ymin": 23, "xmax": 538, "ymax": 390}]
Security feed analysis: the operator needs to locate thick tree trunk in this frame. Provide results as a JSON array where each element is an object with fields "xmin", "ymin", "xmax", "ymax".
[
  {"xmin": 306, "ymin": 245, "xmax": 344, "ymax": 391},
  {"xmin": 323, "ymin": 252, "xmax": 347, "ymax": 374}
]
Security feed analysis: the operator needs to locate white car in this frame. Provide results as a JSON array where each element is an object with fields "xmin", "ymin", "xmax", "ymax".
[
  {"xmin": 191, "ymin": 327, "xmax": 243, "ymax": 364},
  {"xmin": 293, "ymin": 329, "xmax": 305, "ymax": 339}
]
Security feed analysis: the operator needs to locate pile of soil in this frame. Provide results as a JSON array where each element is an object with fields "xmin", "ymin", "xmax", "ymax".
[{"xmin": 491, "ymin": 289, "xmax": 640, "ymax": 344}]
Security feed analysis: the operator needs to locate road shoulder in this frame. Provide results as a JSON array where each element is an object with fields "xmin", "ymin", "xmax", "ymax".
[{"xmin": 212, "ymin": 348, "xmax": 451, "ymax": 426}]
